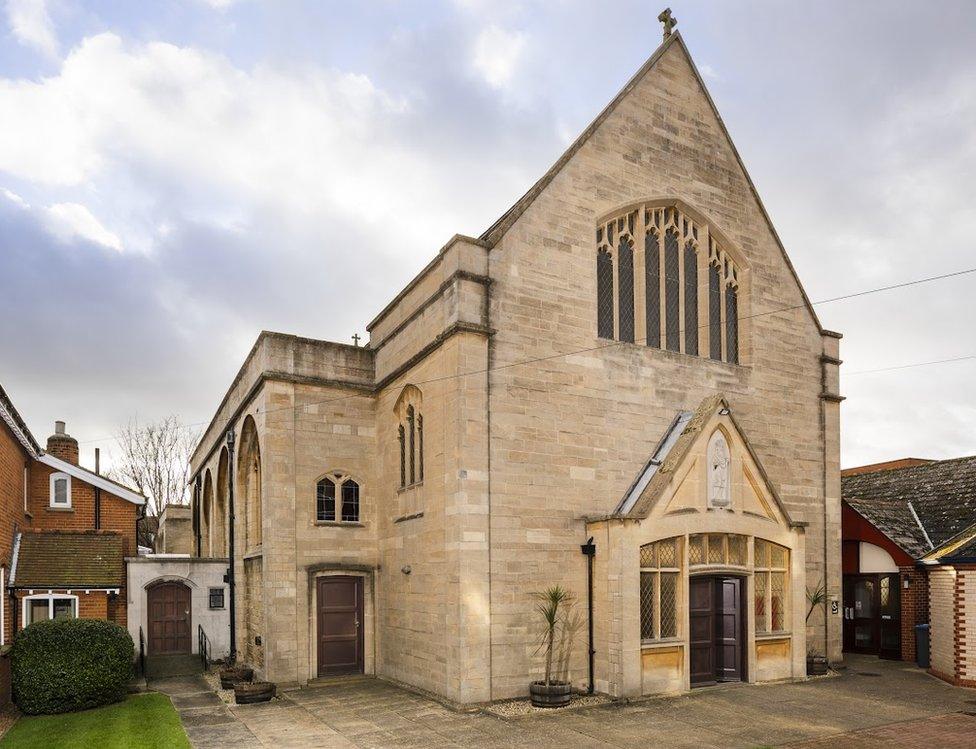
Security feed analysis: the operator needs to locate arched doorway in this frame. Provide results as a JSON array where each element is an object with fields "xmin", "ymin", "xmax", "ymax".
[{"xmin": 147, "ymin": 581, "xmax": 192, "ymax": 655}]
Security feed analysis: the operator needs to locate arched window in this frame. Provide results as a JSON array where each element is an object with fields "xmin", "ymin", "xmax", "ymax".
[
  {"xmin": 664, "ymin": 228, "xmax": 680, "ymax": 352},
  {"xmin": 398, "ymin": 425, "xmax": 406, "ymax": 488},
  {"xmin": 316, "ymin": 478, "xmax": 336, "ymax": 522},
  {"xmin": 708, "ymin": 263, "xmax": 722, "ymax": 360},
  {"xmin": 341, "ymin": 480, "xmax": 360, "ymax": 522},
  {"xmin": 596, "ymin": 248, "xmax": 614, "ymax": 339},
  {"xmin": 316, "ymin": 474, "xmax": 361, "ymax": 524},
  {"xmin": 644, "ymin": 230, "xmax": 660, "ymax": 348},
  {"xmin": 406, "ymin": 405, "xmax": 416, "ymax": 485},
  {"xmin": 617, "ymin": 237, "xmax": 634, "ymax": 343},
  {"xmin": 683, "ymin": 242, "xmax": 698, "ymax": 355},
  {"xmin": 725, "ymin": 283, "xmax": 739, "ymax": 365},
  {"xmin": 395, "ymin": 386, "xmax": 424, "ymax": 490}
]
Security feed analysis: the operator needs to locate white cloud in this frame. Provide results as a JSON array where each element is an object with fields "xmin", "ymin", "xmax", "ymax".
[
  {"xmin": 472, "ymin": 24, "xmax": 527, "ymax": 89},
  {"xmin": 43, "ymin": 202, "xmax": 123, "ymax": 251},
  {"xmin": 5, "ymin": 0, "xmax": 59, "ymax": 59},
  {"xmin": 1, "ymin": 187, "xmax": 29, "ymax": 209},
  {"xmin": 197, "ymin": 0, "xmax": 238, "ymax": 9}
]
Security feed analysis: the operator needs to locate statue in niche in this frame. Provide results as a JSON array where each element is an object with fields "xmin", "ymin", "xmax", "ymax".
[{"xmin": 707, "ymin": 431, "xmax": 731, "ymax": 508}]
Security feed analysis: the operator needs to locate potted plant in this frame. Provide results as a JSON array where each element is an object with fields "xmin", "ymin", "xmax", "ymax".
[
  {"xmin": 805, "ymin": 580, "xmax": 828, "ymax": 676},
  {"xmin": 529, "ymin": 586, "xmax": 575, "ymax": 708},
  {"xmin": 219, "ymin": 665, "xmax": 254, "ymax": 689},
  {"xmin": 234, "ymin": 681, "xmax": 275, "ymax": 704}
]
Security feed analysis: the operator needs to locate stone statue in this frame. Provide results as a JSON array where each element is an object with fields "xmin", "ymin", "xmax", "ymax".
[{"xmin": 707, "ymin": 431, "xmax": 731, "ymax": 508}]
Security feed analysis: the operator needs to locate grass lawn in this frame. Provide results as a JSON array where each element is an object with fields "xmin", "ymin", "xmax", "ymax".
[{"xmin": 0, "ymin": 693, "xmax": 190, "ymax": 749}]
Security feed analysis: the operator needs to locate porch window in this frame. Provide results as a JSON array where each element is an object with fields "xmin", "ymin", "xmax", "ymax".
[
  {"xmin": 754, "ymin": 539, "xmax": 789, "ymax": 633},
  {"xmin": 688, "ymin": 533, "xmax": 747, "ymax": 567},
  {"xmin": 639, "ymin": 537, "xmax": 681, "ymax": 641}
]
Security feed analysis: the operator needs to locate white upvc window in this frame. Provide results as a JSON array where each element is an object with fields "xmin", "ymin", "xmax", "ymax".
[
  {"xmin": 49, "ymin": 472, "xmax": 71, "ymax": 508},
  {"xmin": 22, "ymin": 594, "xmax": 78, "ymax": 627}
]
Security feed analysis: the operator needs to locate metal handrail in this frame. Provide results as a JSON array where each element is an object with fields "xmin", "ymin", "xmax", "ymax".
[
  {"xmin": 198, "ymin": 625, "xmax": 211, "ymax": 671},
  {"xmin": 138, "ymin": 626, "xmax": 146, "ymax": 677}
]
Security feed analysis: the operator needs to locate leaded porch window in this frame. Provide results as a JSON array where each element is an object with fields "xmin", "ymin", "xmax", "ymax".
[
  {"xmin": 755, "ymin": 539, "xmax": 789, "ymax": 633},
  {"xmin": 688, "ymin": 533, "xmax": 748, "ymax": 567},
  {"xmin": 640, "ymin": 537, "xmax": 681, "ymax": 641}
]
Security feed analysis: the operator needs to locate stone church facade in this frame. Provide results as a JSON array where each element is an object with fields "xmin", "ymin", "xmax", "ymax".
[{"xmin": 189, "ymin": 30, "xmax": 842, "ymax": 704}]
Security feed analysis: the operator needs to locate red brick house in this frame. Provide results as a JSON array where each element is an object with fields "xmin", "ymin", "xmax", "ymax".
[
  {"xmin": 0, "ymin": 382, "xmax": 145, "ymax": 646},
  {"xmin": 841, "ymin": 456, "xmax": 976, "ymax": 677}
]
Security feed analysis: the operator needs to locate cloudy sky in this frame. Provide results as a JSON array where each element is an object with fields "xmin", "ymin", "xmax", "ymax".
[{"xmin": 1, "ymin": 0, "xmax": 974, "ymax": 471}]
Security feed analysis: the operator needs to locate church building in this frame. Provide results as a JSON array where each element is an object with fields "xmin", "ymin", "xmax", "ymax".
[{"xmin": 188, "ymin": 19, "xmax": 843, "ymax": 704}]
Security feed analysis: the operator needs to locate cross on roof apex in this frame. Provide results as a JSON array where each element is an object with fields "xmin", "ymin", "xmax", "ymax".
[{"xmin": 658, "ymin": 7, "xmax": 677, "ymax": 41}]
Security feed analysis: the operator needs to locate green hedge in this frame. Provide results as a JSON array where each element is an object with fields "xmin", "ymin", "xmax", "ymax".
[{"xmin": 12, "ymin": 618, "xmax": 134, "ymax": 714}]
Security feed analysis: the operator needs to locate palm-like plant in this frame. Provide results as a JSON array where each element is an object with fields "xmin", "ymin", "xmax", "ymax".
[
  {"xmin": 534, "ymin": 586, "xmax": 574, "ymax": 686},
  {"xmin": 806, "ymin": 579, "xmax": 827, "ymax": 622}
]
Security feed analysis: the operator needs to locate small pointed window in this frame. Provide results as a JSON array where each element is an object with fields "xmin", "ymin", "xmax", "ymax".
[
  {"xmin": 407, "ymin": 405, "xmax": 416, "ymax": 485},
  {"xmin": 664, "ymin": 229, "xmax": 680, "ymax": 352},
  {"xmin": 617, "ymin": 238, "xmax": 635, "ymax": 343},
  {"xmin": 341, "ymin": 480, "xmax": 360, "ymax": 522},
  {"xmin": 645, "ymin": 231, "xmax": 660, "ymax": 348},
  {"xmin": 683, "ymin": 242, "xmax": 698, "ymax": 355},
  {"xmin": 417, "ymin": 415, "xmax": 424, "ymax": 483},
  {"xmin": 596, "ymin": 248, "xmax": 614, "ymax": 339},
  {"xmin": 316, "ymin": 478, "xmax": 336, "ymax": 522},
  {"xmin": 398, "ymin": 425, "xmax": 406, "ymax": 488}
]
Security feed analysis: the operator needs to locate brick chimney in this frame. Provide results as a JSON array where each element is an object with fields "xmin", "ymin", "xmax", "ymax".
[{"xmin": 47, "ymin": 421, "xmax": 79, "ymax": 465}]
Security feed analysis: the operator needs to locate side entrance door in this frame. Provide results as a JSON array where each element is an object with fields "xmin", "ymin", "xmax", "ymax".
[
  {"xmin": 316, "ymin": 576, "xmax": 364, "ymax": 677},
  {"xmin": 843, "ymin": 574, "xmax": 901, "ymax": 658},
  {"xmin": 690, "ymin": 576, "xmax": 744, "ymax": 687},
  {"xmin": 147, "ymin": 581, "xmax": 192, "ymax": 655}
]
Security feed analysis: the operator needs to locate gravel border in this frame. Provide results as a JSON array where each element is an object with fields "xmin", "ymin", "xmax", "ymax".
[{"xmin": 483, "ymin": 693, "xmax": 613, "ymax": 718}]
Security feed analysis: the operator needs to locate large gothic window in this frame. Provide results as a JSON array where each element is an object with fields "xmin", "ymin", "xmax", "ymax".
[
  {"xmin": 396, "ymin": 386, "xmax": 424, "ymax": 490},
  {"xmin": 595, "ymin": 202, "xmax": 743, "ymax": 364},
  {"xmin": 617, "ymin": 237, "xmax": 635, "ymax": 343}
]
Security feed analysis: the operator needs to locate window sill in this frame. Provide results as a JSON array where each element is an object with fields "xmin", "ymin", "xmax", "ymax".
[
  {"xmin": 394, "ymin": 511, "xmax": 424, "ymax": 524},
  {"xmin": 242, "ymin": 547, "xmax": 263, "ymax": 560},
  {"xmin": 594, "ymin": 336, "xmax": 749, "ymax": 369},
  {"xmin": 314, "ymin": 521, "xmax": 365, "ymax": 528},
  {"xmin": 755, "ymin": 631, "xmax": 791, "ymax": 641},
  {"xmin": 45, "ymin": 506, "xmax": 73, "ymax": 512},
  {"xmin": 397, "ymin": 482, "xmax": 424, "ymax": 494},
  {"xmin": 640, "ymin": 638, "xmax": 684, "ymax": 650}
]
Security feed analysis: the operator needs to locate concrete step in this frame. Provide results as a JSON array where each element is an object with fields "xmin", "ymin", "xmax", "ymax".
[{"xmin": 145, "ymin": 654, "xmax": 203, "ymax": 679}]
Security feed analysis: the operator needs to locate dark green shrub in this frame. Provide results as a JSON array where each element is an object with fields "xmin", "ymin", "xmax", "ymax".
[{"xmin": 12, "ymin": 618, "xmax": 134, "ymax": 714}]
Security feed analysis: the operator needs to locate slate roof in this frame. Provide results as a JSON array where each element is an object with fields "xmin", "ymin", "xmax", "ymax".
[
  {"xmin": 11, "ymin": 531, "xmax": 125, "ymax": 588},
  {"xmin": 842, "ymin": 455, "xmax": 976, "ymax": 559}
]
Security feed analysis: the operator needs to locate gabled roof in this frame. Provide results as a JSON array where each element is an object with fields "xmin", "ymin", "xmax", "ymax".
[
  {"xmin": 613, "ymin": 394, "xmax": 794, "ymax": 525},
  {"xmin": 842, "ymin": 455, "xmax": 976, "ymax": 559},
  {"xmin": 38, "ymin": 453, "xmax": 146, "ymax": 506},
  {"xmin": 10, "ymin": 530, "xmax": 124, "ymax": 589},
  {"xmin": 0, "ymin": 382, "xmax": 40, "ymax": 456},
  {"xmin": 478, "ymin": 32, "xmax": 823, "ymax": 334}
]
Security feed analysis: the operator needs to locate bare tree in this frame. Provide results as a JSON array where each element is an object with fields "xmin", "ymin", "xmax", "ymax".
[{"xmin": 110, "ymin": 415, "xmax": 200, "ymax": 522}]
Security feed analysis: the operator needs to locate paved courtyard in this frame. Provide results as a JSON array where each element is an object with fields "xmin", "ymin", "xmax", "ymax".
[{"xmin": 152, "ymin": 656, "xmax": 976, "ymax": 748}]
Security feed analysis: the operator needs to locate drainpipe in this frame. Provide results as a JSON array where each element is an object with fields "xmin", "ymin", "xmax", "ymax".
[
  {"xmin": 225, "ymin": 427, "xmax": 237, "ymax": 663},
  {"xmin": 94, "ymin": 448, "xmax": 101, "ymax": 530},
  {"xmin": 580, "ymin": 537, "xmax": 596, "ymax": 694}
]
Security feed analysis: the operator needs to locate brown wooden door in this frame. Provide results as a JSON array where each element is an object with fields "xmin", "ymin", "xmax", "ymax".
[
  {"xmin": 689, "ymin": 577, "xmax": 716, "ymax": 686},
  {"xmin": 147, "ymin": 582, "xmax": 191, "ymax": 655},
  {"xmin": 317, "ymin": 576, "xmax": 364, "ymax": 676},
  {"xmin": 690, "ymin": 576, "xmax": 744, "ymax": 687}
]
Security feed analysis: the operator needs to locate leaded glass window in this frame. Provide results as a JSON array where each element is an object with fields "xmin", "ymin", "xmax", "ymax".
[
  {"xmin": 645, "ymin": 231, "xmax": 660, "ymax": 348},
  {"xmin": 398, "ymin": 425, "xmax": 406, "ymax": 488},
  {"xmin": 664, "ymin": 229, "xmax": 680, "ymax": 352},
  {"xmin": 341, "ymin": 480, "xmax": 360, "ymax": 522},
  {"xmin": 316, "ymin": 478, "xmax": 336, "ymax": 522},
  {"xmin": 618, "ymin": 238, "xmax": 635, "ymax": 343},
  {"xmin": 639, "ymin": 537, "xmax": 681, "ymax": 641},
  {"xmin": 597, "ymin": 249, "xmax": 614, "ymax": 339},
  {"xmin": 755, "ymin": 539, "xmax": 789, "ymax": 634},
  {"xmin": 407, "ymin": 405, "xmax": 416, "ymax": 485},
  {"xmin": 684, "ymin": 242, "xmax": 698, "ymax": 355},
  {"xmin": 726, "ymin": 284, "xmax": 739, "ymax": 364},
  {"xmin": 689, "ymin": 533, "xmax": 748, "ymax": 567},
  {"xmin": 417, "ymin": 415, "xmax": 424, "ymax": 483},
  {"xmin": 708, "ymin": 263, "xmax": 722, "ymax": 360}
]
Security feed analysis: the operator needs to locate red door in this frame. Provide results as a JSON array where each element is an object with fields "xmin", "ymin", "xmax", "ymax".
[
  {"xmin": 147, "ymin": 582, "xmax": 192, "ymax": 655},
  {"xmin": 317, "ymin": 576, "xmax": 364, "ymax": 676}
]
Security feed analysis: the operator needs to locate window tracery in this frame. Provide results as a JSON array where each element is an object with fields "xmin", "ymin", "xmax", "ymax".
[{"xmin": 395, "ymin": 386, "xmax": 424, "ymax": 490}]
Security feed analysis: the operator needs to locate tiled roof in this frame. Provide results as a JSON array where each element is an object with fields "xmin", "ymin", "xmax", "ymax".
[
  {"xmin": 12, "ymin": 531, "xmax": 124, "ymax": 588},
  {"xmin": 842, "ymin": 455, "xmax": 976, "ymax": 559}
]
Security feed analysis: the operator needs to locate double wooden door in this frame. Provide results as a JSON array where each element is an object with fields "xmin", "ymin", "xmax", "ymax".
[
  {"xmin": 690, "ymin": 576, "xmax": 744, "ymax": 687},
  {"xmin": 316, "ymin": 576, "xmax": 364, "ymax": 676},
  {"xmin": 843, "ymin": 574, "xmax": 901, "ymax": 658},
  {"xmin": 147, "ymin": 581, "xmax": 192, "ymax": 655}
]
